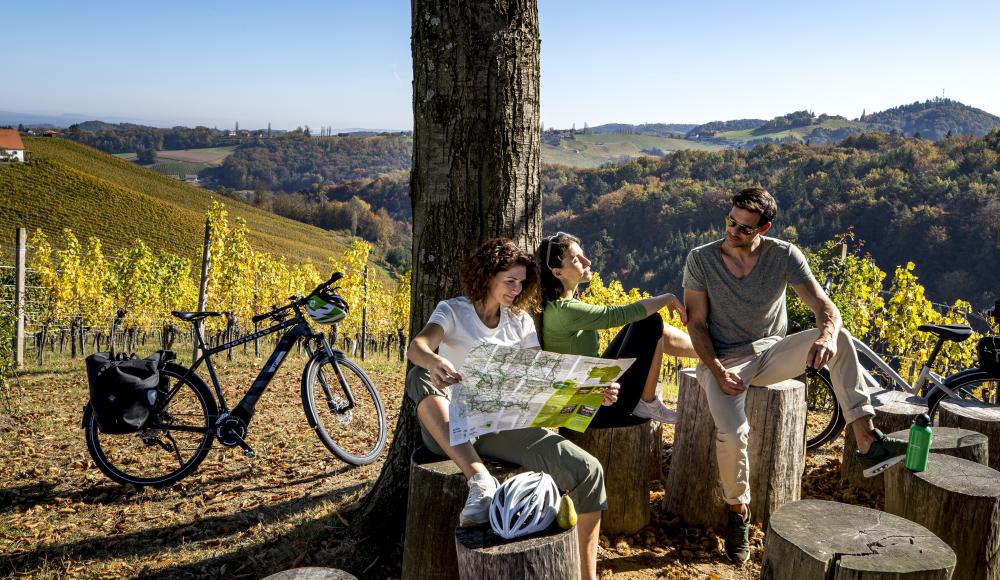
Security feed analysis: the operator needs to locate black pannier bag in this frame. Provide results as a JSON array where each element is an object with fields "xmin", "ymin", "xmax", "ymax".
[
  {"xmin": 978, "ymin": 336, "xmax": 1000, "ymax": 375},
  {"xmin": 85, "ymin": 351, "xmax": 173, "ymax": 434}
]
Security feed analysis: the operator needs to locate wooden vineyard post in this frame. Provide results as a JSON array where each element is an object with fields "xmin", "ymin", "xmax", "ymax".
[{"xmin": 14, "ymin": 227, "xmax": 26, "ymax": 368}]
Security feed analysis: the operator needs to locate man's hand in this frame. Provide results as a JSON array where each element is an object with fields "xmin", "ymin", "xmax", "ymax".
[
  {"xmin": 715, "ymin": 368, "xmax": 745, "ymax": 395},
  {"xmin": 807, "ymin": 335, "xmax": 837, "ymax": 370},
  {"xmin": 601, "ymin": 382, "xmax": 620, "ymax": 406},
  {"xmin": 665, "ymin": 294, "xmax": 689, "ymax": 324},
  {"xmin": 429, "ymin": 356, "xmax": 462, "ymax": 388}
]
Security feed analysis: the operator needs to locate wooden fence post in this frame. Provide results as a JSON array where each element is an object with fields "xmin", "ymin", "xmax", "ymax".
[
  {"xmin": 195, "ymin": 216, "xmax": 211, "ymax": 363},
  {"xmin": 14, "ymin": 228, "xmax": 26, "ymax": 368},
  {"xmin": 360, "ymin": 263, "xmax": 368, "ymax": 361}
]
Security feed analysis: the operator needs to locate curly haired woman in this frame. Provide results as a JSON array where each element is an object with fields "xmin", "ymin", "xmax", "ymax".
[{"xmin": 406, "ymin": 237, "xmax": 612, "ymax": 580}]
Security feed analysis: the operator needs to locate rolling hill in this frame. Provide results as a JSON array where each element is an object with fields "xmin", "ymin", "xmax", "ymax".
[
  {"xmin": 0, "ymin": 137, "xmax": 352, "ymax": 267},
  {"xmin": 540, "ymin": 132, "xmax": 725, "ymax": 168}
]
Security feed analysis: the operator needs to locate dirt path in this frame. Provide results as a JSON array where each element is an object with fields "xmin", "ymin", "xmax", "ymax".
[{"xmin": 0, "ymin": 356, "xmax": 877, "ymax": 579}]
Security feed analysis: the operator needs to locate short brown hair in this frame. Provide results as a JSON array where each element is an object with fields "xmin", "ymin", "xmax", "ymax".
[
  {"xmin": 732, "ymin": 187, "xmax": 777, "ymax": 226},
  {"xmin": 460, "ymin": 238, "xmax": 539, "ymax": 314}
]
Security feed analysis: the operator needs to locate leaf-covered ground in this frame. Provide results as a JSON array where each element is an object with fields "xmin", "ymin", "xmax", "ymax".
[{"xmin": 0, "ymin": 355, "xmax": 878, "ymax": 579}]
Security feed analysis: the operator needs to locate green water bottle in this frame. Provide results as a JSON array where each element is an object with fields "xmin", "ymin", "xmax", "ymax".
[{"xmin": 904, "ymin": 413, "xmax": 933, "ymax": 472}]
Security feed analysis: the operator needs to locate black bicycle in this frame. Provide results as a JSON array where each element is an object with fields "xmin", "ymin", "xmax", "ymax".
[{"xmin": 83, "ymin": 272, "xmax": 388, "ymax": 487}]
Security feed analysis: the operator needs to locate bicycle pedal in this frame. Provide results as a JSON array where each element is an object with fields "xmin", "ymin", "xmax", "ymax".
[{"xmin": 244, "ymin": 449, "xmax": 257, "ymax": 459}]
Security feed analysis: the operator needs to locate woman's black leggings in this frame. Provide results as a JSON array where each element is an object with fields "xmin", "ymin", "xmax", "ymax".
[{"xmin": 590, "ymin": 313, "xmax": 663, "ymax": 428}]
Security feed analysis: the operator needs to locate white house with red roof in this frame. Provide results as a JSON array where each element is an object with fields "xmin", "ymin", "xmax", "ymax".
[{"xmin": 0, "ymin": 129, "xmax": 25, "ymax": 162}]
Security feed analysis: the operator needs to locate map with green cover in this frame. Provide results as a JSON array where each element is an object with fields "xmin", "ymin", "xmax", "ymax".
[{"xmin": 449, "ymin": 343, "xmax": 634, "ymax": 445}]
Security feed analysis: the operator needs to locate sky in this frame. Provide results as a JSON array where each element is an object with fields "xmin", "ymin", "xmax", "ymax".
[{"xmin": 3, "ymin": 0, "xmax": 999, "ymax": 130}]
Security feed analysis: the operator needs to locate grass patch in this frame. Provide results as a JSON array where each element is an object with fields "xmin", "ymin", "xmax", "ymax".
[{"xmin": 542, "ymin": 133, "xmax": 724, "ymax": 168}]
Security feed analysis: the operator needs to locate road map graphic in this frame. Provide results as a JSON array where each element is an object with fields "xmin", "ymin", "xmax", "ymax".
[{"xmin": 449, "ymin": 342, "xmax": 634, "ymax": 445}]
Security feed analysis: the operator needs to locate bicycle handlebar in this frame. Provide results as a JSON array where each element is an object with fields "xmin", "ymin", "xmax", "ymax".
[{"xmin": 251, "ymin": 272, "xmax": 345, "ymax": 325}]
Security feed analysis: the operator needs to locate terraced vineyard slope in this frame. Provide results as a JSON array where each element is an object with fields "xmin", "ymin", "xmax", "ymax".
[{"xmin": 0, "ymin": 137, "xmax": 349, "ymax": 265}]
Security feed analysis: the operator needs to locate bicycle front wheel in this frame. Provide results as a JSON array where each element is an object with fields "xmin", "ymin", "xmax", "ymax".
[
  {"xmin": 927, "ymin": 370, "xmax": 1000, "ymax": 419},
  {"xmin": 302, "ymin": 353, "xmax": 387, "ymax": 465},
  {"xmin": 84, "ymin": 363, "xmax": 216, "ymax": 487},
  {"xmin": 805, "ymin": 367, "xmax": 845, "ymax": 451}
]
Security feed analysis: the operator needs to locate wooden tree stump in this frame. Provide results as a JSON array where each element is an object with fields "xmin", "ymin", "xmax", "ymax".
[
  {"xmin": 560, "ymin": 417, "xmax": 655, "ymax": 536},
  {"xmin": 648, "ymin": 420, "xmax": 664, "ymax": 483},
  {"xmin": 761, "ymin": 499, "xmax": 956, "ymax": 580},
  {"xmin": 662, "ymin": 369, "xmax": 805, "ymax": 528},
  {"xmin": 454, "ymin": 525, "xmax": 579, "ymax": 580},
  {"xmin": 885, "ymin": 454, "xmax": 1000, "ymax": 580},
  {"xmin": 263, "ymin": 568, "xmax": 357, "ymax": 580},
  {"xmin": 841, "ymin": 389, "xmax": 927, "ymax": 493},
  {"xmin": 886, "ymin": 426, "xmax": 988, "ymax": 465},
  {"xmin": 939, "ymin": 397, "xmax": 1000, "ymax": 470},
  {"xmin": 402, "ymin": 447, "xmax": 525, "ymax": 580}
]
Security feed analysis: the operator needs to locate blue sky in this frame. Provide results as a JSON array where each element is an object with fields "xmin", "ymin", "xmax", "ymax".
[{"xmin": 3, "ymin": 0, "xmax": 999, "ymax": 130}]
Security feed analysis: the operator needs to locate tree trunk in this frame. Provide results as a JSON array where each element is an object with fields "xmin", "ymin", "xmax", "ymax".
[
  {"xmin": 939, "ymin": 397, "xmax": 1000, "ymax": 470},
  {"xmin": 455, "ymin": 526, "xmax": 579, "ymax": 580},
  {"xmin": 663, "ymin": 369, "xmax": 805, "ymax": 528},
  {"xmin": 761, "ymin": 499, "xmax": 956, "ymax": 580},
  {"xmin": 884, "ymin": 456, "xmax": 1000, "ymax": 580},
  {"xmin": 560, "ymin": 420, "xmax": 654, "ymax": 536},
  {"xmin": 333, "ymin": 0, "xmax": 541, "ymax": 573},
  {"xmin": 841, "ymin": 389, "xmax": 926, "ymax": 493}
]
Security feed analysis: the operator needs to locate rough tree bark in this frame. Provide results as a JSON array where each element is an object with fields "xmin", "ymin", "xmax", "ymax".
[{"xmin": 332, "ymin": 0, "xmax": 541, "ymax": 572}]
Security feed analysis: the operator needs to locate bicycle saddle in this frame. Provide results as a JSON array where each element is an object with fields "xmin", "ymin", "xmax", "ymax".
[
  {"xmin": 917, "ymin": 323, "xmax": 973, "ymax": 342},
  {"xmin": 171, "ymin": 311, "xmax": 223, "ymax": 322}
]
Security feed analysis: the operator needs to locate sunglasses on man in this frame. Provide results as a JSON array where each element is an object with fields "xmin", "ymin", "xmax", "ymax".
[{"xmin": 725, "ymin": 215, "xmax": 763, "ymax": 236}]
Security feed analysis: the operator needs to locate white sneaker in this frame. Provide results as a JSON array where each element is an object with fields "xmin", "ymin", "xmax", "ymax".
[
  {"xmin": 459, "ymin": 473, "xmax": 499, "ymax": 527},
  {"xmin": 633, "ymin": 395, "xmax": 678, "ymax": 424}
]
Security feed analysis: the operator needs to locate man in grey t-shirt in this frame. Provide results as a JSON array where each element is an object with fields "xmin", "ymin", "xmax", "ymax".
[{"xmin": 682, "ymin": 187, "xmax": 906, "ymax": 562}]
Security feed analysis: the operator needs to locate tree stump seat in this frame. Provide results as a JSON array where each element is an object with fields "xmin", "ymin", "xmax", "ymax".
[
  {"xmin": 939, "ymin": 397, "xmax": 1000, "ymax": 470},
  {"xmin": 454, "ymin": 524, "xmax": 579, "ymax": 580},
  {"xmin": 663, "ymin": 369, "xmax": 806, "ymax": 528},
  {"xmin": 402, "ymin": 447, "xmax": 525, "ymax": 580},
  {"xmin": 886, "ymin": 426, "xmax": 988, "ymax": 465},
  {"xmin": 841, "ymin": 389, "xmax": 927, "ymax": 492},
  {"xmin": 761, "ymin": 499, "xmax": 956, "ymax": 580},
  {"xmin": 559, "ymin": 416, "xmax": 659, "ymax": 536},
  {"xmin": 262, "ymin": 568, "xmax": 357, "ymax": 580},
  {"xmin": 885, "ymin": 454, "xmax": 1000, "ymax": 580}
]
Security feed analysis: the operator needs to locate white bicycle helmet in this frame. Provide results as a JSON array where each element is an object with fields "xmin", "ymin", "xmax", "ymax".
[
  {"xmin": 489, "ymin": 471, "xmax": 560, "ymax": 540},
  {"xmin": 305, "ymin": 290, "xmax": 348, "ymax": 324}
]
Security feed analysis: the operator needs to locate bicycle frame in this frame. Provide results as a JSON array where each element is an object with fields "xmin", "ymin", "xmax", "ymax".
[
  {"xmin": 852, "ymin": 336, "xmax": 954, "ymax": 398},
  {"xmin": 178, "ymin": 313, "xmax": 352, "ymax": 428}
]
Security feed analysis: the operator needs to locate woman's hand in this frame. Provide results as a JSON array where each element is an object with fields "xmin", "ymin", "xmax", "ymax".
[
  {"xmin": 601, "ymin": 382, "xmax": 620, "ymax": 406},
  {"xmin": 664, "ymin": 293, "xmax": 689, "ymax": 324},
  {"xmin": 429, "ymin": 356, "xmax": 462, "ymax": 388}
]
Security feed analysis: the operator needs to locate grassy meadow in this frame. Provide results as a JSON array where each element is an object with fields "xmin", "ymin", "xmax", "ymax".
[{"xmin": 541, "ymin": 133, "xmax": 725, "ymax": 168}]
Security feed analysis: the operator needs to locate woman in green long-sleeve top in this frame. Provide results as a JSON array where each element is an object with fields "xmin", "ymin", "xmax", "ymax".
[{"xmin": 537, "ymin": 232, "xmax": 697, "ymax": 427}]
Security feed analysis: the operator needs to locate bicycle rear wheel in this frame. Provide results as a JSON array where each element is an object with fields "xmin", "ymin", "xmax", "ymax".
[
  {"xmin": 84, "ymin": 363, "xmax": 216, "ymax": 487},
  {"xmin": 302, "ymin": 353, "xmax": 387, "ymax": 465},
  {"xmin": 805, "ymin": 367, "xmax": 845, "ymax": 451},
  {"xmin": 927, "ymin": 370, "xmax": 1000, "ymax": 419}
]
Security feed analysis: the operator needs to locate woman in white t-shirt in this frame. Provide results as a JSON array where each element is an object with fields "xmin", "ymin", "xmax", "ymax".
[{"xmin": 406, "ymin": 238, "xmax": 612, "ymax": 580}]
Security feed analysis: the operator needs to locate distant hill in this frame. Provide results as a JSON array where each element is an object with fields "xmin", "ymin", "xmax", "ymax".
[
  {"xmin": 541, "ymin": 130, "xmax": 1000, "ymax": 308},
  {"xmin": 0, "ymin": 137, "xmax": 352, "ymax": 266},
  {"xmin": 863, "ymin": 98, "xmax": 1000, "ymax": 140},
  {"xmin": 587, "ymin": 123, "xmax": 696, "ymax": 136},
  {"xmin": 540, "ymin": 132, "xmax": 724, "ymax": 168},
  {"xmin": 686, "ymin": 119, "xmax": 767, "ymax": 138},
  {"xmin": 209, "ymin": 132, "xmax": 413, "ymax": 192},
  {"xmin": 692, "ymin": 100, "xmax": 1000, "ymax": 147}
]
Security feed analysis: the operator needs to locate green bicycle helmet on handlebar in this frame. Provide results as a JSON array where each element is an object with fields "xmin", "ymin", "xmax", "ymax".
[{"xmin": 306, "ymin": 290, "xmax": 349, "ymax": 324}]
